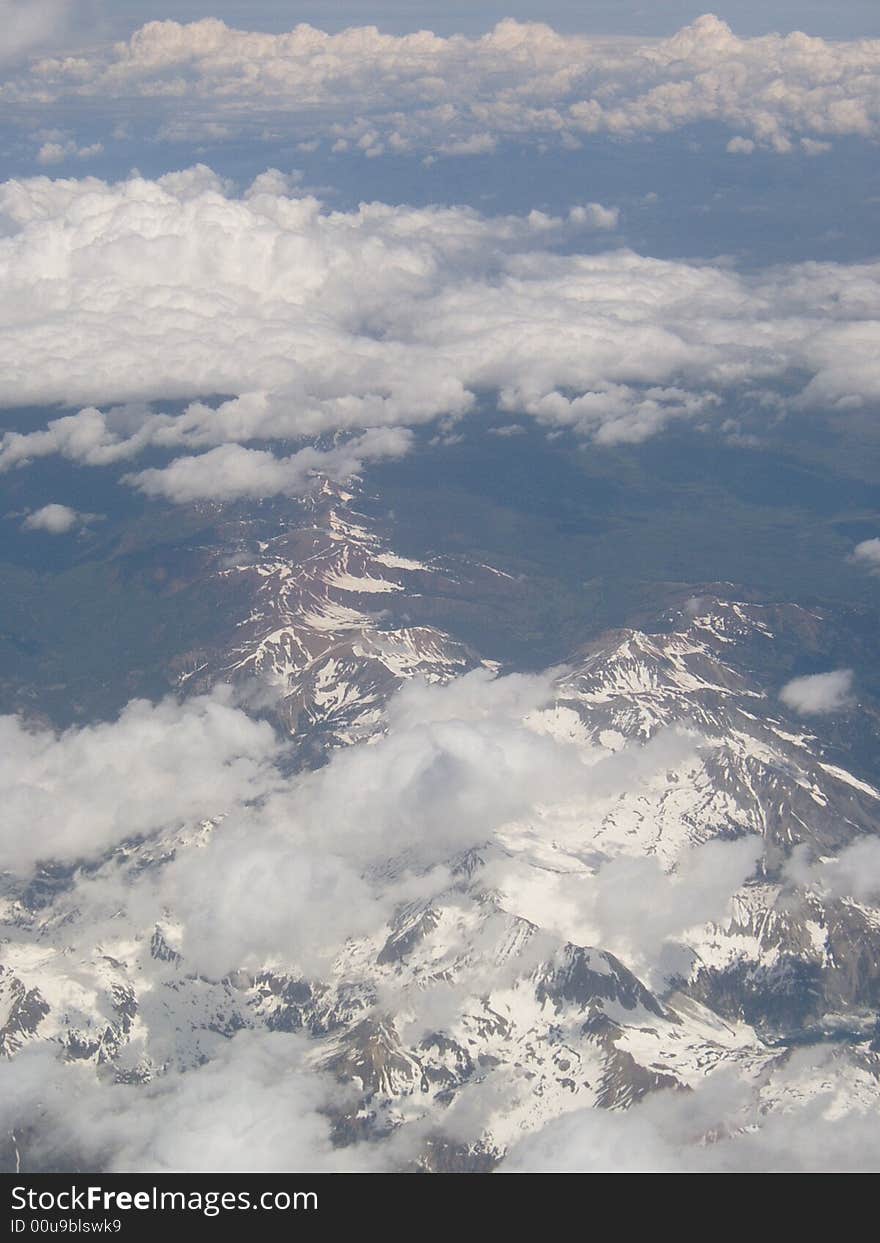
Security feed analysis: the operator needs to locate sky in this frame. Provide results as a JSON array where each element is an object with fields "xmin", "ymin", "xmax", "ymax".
[
  {"xmin": 79, "ymin": 2, "xmax": 880, "ymax": 41},
  {"xmin": 10, "ymin": 2, "xmax": 880, "ymax": 67}
]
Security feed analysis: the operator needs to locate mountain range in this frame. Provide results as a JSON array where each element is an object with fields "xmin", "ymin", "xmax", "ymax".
[{"xmin": 2, "ymin": 479, "xmax": 879, "ymax": 1172}]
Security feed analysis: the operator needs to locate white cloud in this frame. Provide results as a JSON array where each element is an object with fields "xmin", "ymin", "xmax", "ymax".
[
  {"xmin": 801, "ymin": 137, "xmax": 832, "ymax": 156},
  {"xmin": 189, "ymin": 724, "xmax": 713, "ymax": 983},
  {"xmin": 779, "ymin": 669, "xmax": 855, "ymax": 715},
  {"xmin": 21, "ymin": 501, "xmax": 80, "ymax": 532},
  {"xmin": 56, "ymin": 669, "xmax": 702, "ymax": 980},
  {"xmin": 126, "ymin": 428, "xmax": 413, "ymax": 504},
  {"xmin": 567, "ymin": 202, "xmax": 620, "ymax": 231},
  {"xmin": 0, "ymin": 687, "xmax": 282, "ymax": 874},
  {"xmin": 0, "ymin": 661, "xmax": 875, "ymax": 1172},
  {"xmin": 0, "ymin": 0, "xmax": 72, "ymax": 68},
  {"xmin": 490, "ymin": 835, "xmax": 763, "ymax": 988},
  {"xmin": 7, "ymin": 16, "xmax": 880, "ymax": 155},
  {"xmin": 786, "ymin": 836, "xmax": 880, "ymax": 903},
  {"xmin": 152, "ymin": 668, "xmax": 585, "ymax": 976},
  {"xmin": 36, "ymin": 138, "xmax": 103, "ymax": 165},
  {"xmin": 0, "ymin": 1032, "xmax": 379, "ymax": 1173},
  {"xmin": 1, "ymin": 168, "xmax": 880, "ymax": 498},
  {"xmin": 851, "ymin": 537, "xmax": 880, "ymax": 574}
]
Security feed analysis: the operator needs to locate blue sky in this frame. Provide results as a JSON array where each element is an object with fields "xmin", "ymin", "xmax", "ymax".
[{"xmin": 98, "ymin": 2, "xmax": 880, "ymax": 38}]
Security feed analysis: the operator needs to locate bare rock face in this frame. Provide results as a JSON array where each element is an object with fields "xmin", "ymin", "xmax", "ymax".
[{"xmin": 0, "ymin": 968, "xmax": 49, "ymax": 1057}]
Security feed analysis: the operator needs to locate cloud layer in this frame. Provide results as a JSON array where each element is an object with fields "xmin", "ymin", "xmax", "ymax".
[
  {"xmin": 7, "ymin": 15, "xmax": 880, "ymax": 156},
  {"xmin": 125, "ymin": 670, "xmax": 697, "ymax": 979},
  {"xmin": 1, "ymin": 662, "xmax": 876, "ymax": 1172},
  {"xmin": 2, "ymin": 167, "xmax": 880, "ymax": 502},
  {"xmin": 127, "ymin": 429, "xmax": 414, "ymax": 503},
  {"xmin": 0, "ymin": 666, "xmax": 721, "ymax": 983},
  {"xmin": 787, "ymin": 835, "xmax": 880, "ymax": 902},
  {"xmin": 490, "ymin": 835, "xmax": 763, "ymax": 988},
  {"xmin": 0, "ymin": 1032, "xmax": 373, "ymax": 1173},
  {"xmin": 0, "ymin": 0, "xmax": 72, "ymax": 68}
]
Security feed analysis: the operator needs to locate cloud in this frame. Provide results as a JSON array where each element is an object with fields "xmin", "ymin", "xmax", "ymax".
[
  {"xmin": 126, "ymin": 428, "xmax": 413, "ymax": 504},
  {"xmin": 52, "ymin": 669, "xmax": 701, "ymax": 980},
  {"xmin": 21, "ymin": 501, "xmax": 80, "ymax": 532},
  {"xmin": 786, "ymin": 836, "xmax": 880, "ymax": 903},
  {"xmin": 726, "ymin": 136, "xmax": 756, "ymax": 155},
  {"xmin": 0, "ymin": 687, "xmax": 282, "ymax": 874},
  {"xmin": 1, "ymin": 662, "xmax": 876, "ymax": 1172},
  {"xmin": 851, "ymin": 537, "xmax": 880, "ymax": 574},
  {"xmin": 0, "ymin": 1032, "xmax": 379, "ymax": 1173},
  {"xmin": 176, "ymin": 695, "xmax": 711, "ymax": 982},
  {"xmin": 0, "ymin": 170, "xmax": 627, "ymax": 467},
  {"xmin": 0, "ymin": 0, "xmax": 72, "ymax": 68},
  {"xmin": 779, "ymin": 669, "xmax": 855, "ymax": 715},
  {"xmin": 150, "ymin": 668, "xmax": 581, "ymax": 976},
  {"xmin": 36, "ymin": 137, "xmax": 103, "ymax": 165},
  {"xmin": 490, "ymin": 835, "xmax": 763, "ymax": 988},
  {"xmin": 2, "ymin": 167, "xmax": 880, "ymax": 498},
  {"xmin": 7, "ymin": 16, "xmax": 880, "ymax": 155}
]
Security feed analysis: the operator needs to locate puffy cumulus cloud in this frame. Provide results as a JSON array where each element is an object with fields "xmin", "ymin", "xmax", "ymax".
[
  {"xmin": 21, "ymin": 501, "xmax": 80, "ymax": 532},
  {"xmin": 779, "ymin": 668, "xmax": 855, "ymax": 715},
  {"xmin": 36, "ymin": 136, "xmax": 103, "ymax": 166},
  {"xmin": 0, "ymin": 688, "xmax": 282, "ymax": 875},
  {"xmin": 501, "ymin": 1053, "xmax": 880, "ymax": 1172},
  {"xmin": 851, "ymin": 536, "xmax": 880, "ymax": 574},
  {"xmin": 126, "ymin": 428, "xmax": 413, "ymax": 504},
  {"xmin": 0, "ymin": 169, "xmax": 625, "ymax": 460},
  {"xmin": 0, "ymin": 1032, "xmax": 379, "ymax": 1173},
  {"xmin": 2, "ymin": 168, "xmax": 880, "ymax": 491},
  {"xmin": 7, "ymin": 15, "xmax": 880, "ymax": 155}
]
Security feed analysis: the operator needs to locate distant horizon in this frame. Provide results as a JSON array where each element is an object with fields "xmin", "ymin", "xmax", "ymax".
[
  {"xmin": 11, "ymin": 2, "xmax": 880, "ymax": 68},
  {"xmin": 92, "ymin": 2, "xmax": 880, "ymax": 40}
]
